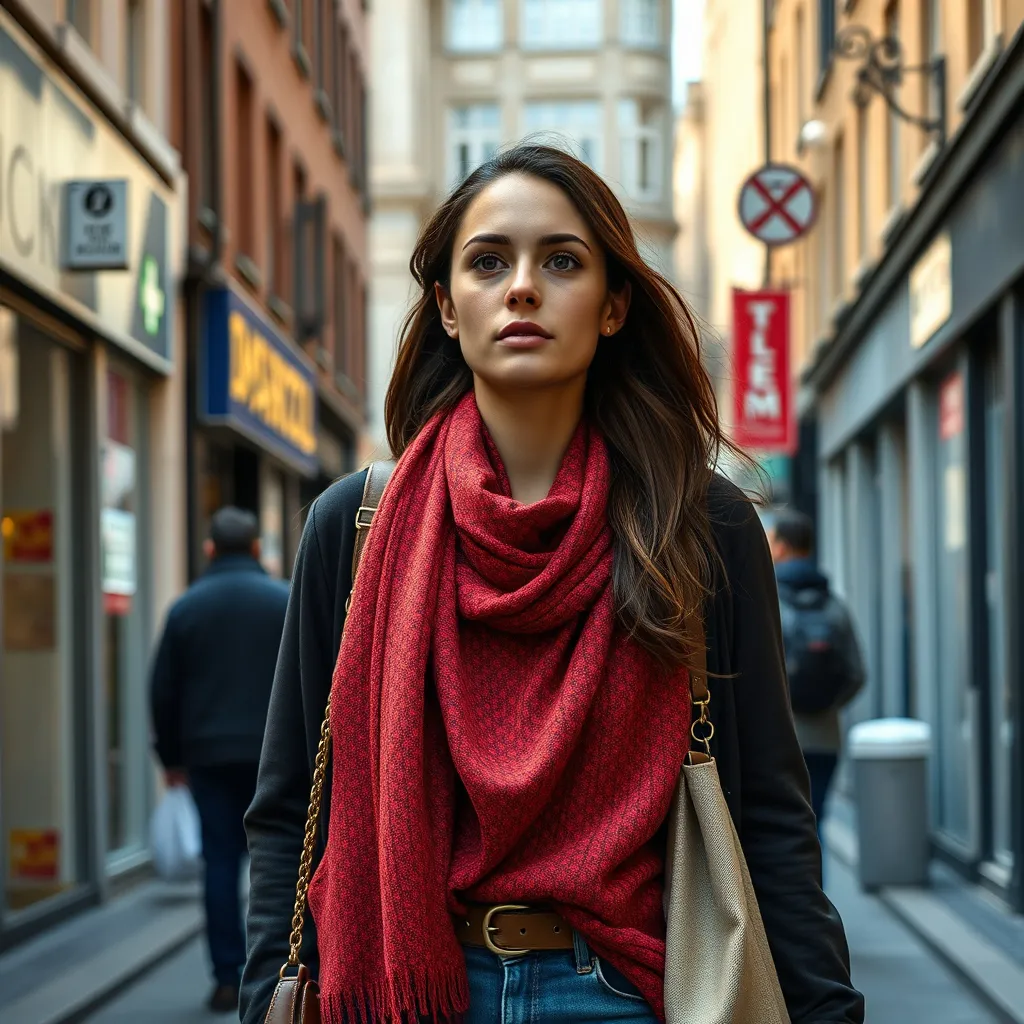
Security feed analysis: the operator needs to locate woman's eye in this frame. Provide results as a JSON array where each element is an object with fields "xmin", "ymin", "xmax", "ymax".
[
  {"xmin": 472, "ymin": 253, "xmax": 505, "ymax": 272},
  {"xmin": 547, "ymin": 251, "xmax": 581, "ymax": 272}
]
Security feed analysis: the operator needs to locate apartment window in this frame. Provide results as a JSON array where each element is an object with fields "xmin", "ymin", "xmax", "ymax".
[
  {"xmin": 333, "ymin": 235, "xmax": 348, "ymax": 379},
  {"xmin": 618, "ymin": 99, "xmax": 663, "ymax": 202},
  {"xmin": 856, "ymin": 105, "xmax": 868, "ymax": 261},
  {"xmin": 199, "ymin": 3, "xmax": 215, "ymax": 209},
  {"xmin": 235, "ymin": 59, "xmax": 255, "ymax": 259},
  {"xmin": 294, "ymin": 0, "xmax": 312, "ymax": 68},
  {"xmin": 921, "ymin": 0, "xmax": 941, "ymax": 122},
  {"xmin": 885, "ymin": 1, "xmax": 901, "ymax": 210},
  {"xmin": 967, "ymin": 0, "xmax": 995, "ymax": 68},
  {"xmin": 333, "ymin": 23, "xmax": 348, "ymax": 146},
  {"xmin": 818, "ymin": 0, "xmax": 836, "ymax": 75},
  {"xmin": 447, "ymin": 0, "xmax": 503, "ymax": 51},
  {"xmin": 67, "ymin": 0, "xmax": 92, "ymax": 43},
  {"xmin": 291, "ymin": 161, "xmax": 308, "ymax": 308},
  {"xmin": 448, "ymin": 105, "xmax": 502, "ymax": 185},
  {"xmin": 833, "ymin": 134, "xmax": 845, "ymax": 298},
  {"xmin": 267, "ymin": 117, "xmax": 283, "ymax": 296},
  {"xmin": 523, "ymin": 101, "xmax": 603, "ymax": 170},
  {"xmin": 125, "ymin": 0, "xmax": 145, "ymax": 106},
  {"xmin": 621, "ymin": 0, "xmax": 661, "ymax": 48},
  {"xmin": 522, "ymin": 0, "xmax": 602, "ymax": 50}
]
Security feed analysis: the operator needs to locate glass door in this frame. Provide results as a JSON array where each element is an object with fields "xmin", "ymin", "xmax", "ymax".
[{"xmin": 1, "ymin": 318, "xmax": 83, "ymax": 918}]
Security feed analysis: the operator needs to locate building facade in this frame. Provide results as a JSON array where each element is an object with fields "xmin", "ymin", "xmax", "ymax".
[
  {"xmin": 170, "ymin": 0, "xmax": 371, "ymax": 577},
  {"xmin": 369, "ymin": 0, "xmax": 677, "ymax": 451},
  {"xmin": 0, "ymin": 0, "xmax": 187, "ymax": 945},
  {"xmin": 768, "ymin": 0, "xmax": 1024, "ymax": 910}
]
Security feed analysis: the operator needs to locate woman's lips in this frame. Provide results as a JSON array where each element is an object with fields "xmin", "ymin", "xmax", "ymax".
[{"xmin": 496, "ymin": 321, "xmax": 553, "ymax": 349}]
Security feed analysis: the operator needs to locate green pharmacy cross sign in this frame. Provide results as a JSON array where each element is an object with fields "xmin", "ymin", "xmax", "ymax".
[{"xmin": 138, "ymin": 254, "xmax": 165, "ymax": 336}]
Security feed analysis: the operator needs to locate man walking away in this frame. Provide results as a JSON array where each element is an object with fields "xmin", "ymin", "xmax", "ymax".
[
  {"xmin": 768, "ymin": 510, "xmax": 865, "ymax": 837},
  {"xmin": 150, "ymin": 507, "xmax": 290, "ymax": 1014}
]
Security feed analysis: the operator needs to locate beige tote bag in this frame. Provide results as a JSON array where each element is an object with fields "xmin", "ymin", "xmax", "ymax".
[{"xmin": 663, "ymin": 618, "xmax": 791, "ymax": 1024}]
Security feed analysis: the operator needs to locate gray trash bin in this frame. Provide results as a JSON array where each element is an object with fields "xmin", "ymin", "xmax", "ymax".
[{"xmin": 848, "ymin": 718, "xmax": 931, "ymax": 890}]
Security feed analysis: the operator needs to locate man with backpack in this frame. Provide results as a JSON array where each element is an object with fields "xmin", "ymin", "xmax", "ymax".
[{"xmin": 769, "ymin": 509, "xmax": 865, "ymax": 837}]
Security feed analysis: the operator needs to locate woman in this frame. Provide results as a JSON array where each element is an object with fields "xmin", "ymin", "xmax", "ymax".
[{"xmin": 241, "ymin": 144, "xmax": 864, "ymax": 1024}]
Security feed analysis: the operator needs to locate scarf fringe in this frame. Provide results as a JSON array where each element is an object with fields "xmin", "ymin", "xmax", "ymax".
[{"xmin": 318, "ymin": 964, "xmax": 470, "ymax": 1024}]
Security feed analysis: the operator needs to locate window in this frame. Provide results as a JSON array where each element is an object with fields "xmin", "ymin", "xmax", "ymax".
[
  {"xmin": 618, "ymin": 99, "xmax": 663, "ymax": 202},
  {"xmin": 817, "ymin": 0, "xmax": 835, "ymax": 75},
  {"xmin": 333, "ymin": 22, "xmax": 348, "ymax": 146},
  {"xmin": 885, "ymin": 1, "xmax": 901, "ymax": 210},
  {"xmin": 234, "ymin": 59, "xmax": 255, "ymax": 259},
  {"xmin": 921, "ymin": 0, "xmax": 941, "ymax": 122},
  {"xmin": 522, "ymin": 0, "xmax": 602, "ymax": 49},
  {"xmin": 294, "ymin": 0, "xmax": 312, "ymax": 68},
  {"xmin": 125, "ymin": 0, "xmax": 145, "ymax": 106},
  {"xmin": 620, "ymin": 0, "xmax": 661, "ymax": 48},
  {"xmin": 856, "ymin": 105, "xmax": 868, "ymax": 261},
  {"xmin": 523, "ymin": 101, "xmax": 603, "ymax": 170},
  {"xmin": 333, "ymin": 235, "xmax": 347, "ymax": 379},
  {"xmin": 967, "ymin": 0, "xmax": 994, "ymax": 68},
  {"xmin": 313, "ymin": 0, "xmax": 325, "ymax": 89},
  {"xmin": 833, "ymin": 133, "xmax": 845, "ymax": 298},
  {"xmin": 199, "ymin": 2, "xmax": 215, "ymax": 210},
  {"xmin": 447, "ymin": 0, "xmax": 503, "ymax": 51},
  {"xmin": 448, "ymin": 104, "xmax": 502, "ymax": 185},
  {"xmin": 266, "ymin": 117, "xmax": 283, "ymax": 296},
  {"xmin": 66, "ymin": 0, "xmax": 92, "ymax": 43},
  {"xmin": 291, "ymin": 161, "xmax": 307, "ymax": 309}
]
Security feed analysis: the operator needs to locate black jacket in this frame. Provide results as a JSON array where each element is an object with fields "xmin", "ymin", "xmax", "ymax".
[
  {"xmin": 241, "ymin": 471, "xmax": 864, "ymax": 1023},
  {"xmin": 150, "ymin": 555, "xmax": 290, "ymax": 768}
]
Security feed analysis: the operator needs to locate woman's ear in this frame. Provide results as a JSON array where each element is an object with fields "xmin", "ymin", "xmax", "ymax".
[
  {"xmin": 434, "ymin": 282, "xmax": 459, "ymax": 340},
  {"xmin": 602, "ymin": 281, "xmax": 632, "ymax": 336}
]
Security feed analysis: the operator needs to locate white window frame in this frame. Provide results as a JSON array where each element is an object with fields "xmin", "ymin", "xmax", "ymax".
[
  {"xmin": 521, "ymin": 0, "xmax": 603, "ymax": 51},
  {"xmin": 447, "ymin": 105, "xmax": 503, "ymax": 186},
  {"xmin": 522, "ymin": 101, "xmax": 604, "ymax": 171},
  {"xmin": 620, "ymin": 0, "xmax": 661, "ymax": 49},
  {"xmin": 446, "ymin": 0, "xmax": 504, "ymax": 53},
  {"xmin": 618, "ymin": 99, "xmax": 663, "ymax": 203}
]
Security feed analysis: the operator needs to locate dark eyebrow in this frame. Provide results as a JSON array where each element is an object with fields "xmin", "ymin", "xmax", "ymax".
[{"xmin": 461, "ymin": 232, "xmax": 592, "ymax": 253}]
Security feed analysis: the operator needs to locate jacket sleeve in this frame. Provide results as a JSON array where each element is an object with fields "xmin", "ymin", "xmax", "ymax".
[
  {"xmin": 149, "ymin": 609, "xmax": 182, "ymax": 770},
  {"xmin": 728, "ymin": 508, "xmax": 865, "ymax": 1024},
  {"xmin": 240, "ymin": 499, "xmax": 337, "ymax": 1024}
]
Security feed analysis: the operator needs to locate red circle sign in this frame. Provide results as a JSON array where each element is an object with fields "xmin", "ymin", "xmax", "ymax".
[{"xmin": 737, "ymin": 163, "xmax": 818, "ymax": 246}]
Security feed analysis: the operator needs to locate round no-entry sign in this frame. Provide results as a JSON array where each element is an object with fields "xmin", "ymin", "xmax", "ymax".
[{"xmin": 737, "ymin": 163, "xmax": 818, "ymax": 246}]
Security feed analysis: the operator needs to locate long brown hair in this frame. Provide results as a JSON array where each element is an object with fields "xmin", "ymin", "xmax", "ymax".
[{"xmin": 385, "ymin": 144, "xmax": 743, "ymax": 667}]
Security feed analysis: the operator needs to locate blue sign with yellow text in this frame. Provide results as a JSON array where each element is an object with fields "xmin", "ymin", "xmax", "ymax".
[{"xmin": 202, "ymin": 288, "xmax": 318, "ymax": 476}]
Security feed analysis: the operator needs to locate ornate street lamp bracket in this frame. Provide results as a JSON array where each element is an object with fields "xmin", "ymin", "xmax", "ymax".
[{"xmin": 835, "ymin": 26, "xmax": 947, "ymax": 145}]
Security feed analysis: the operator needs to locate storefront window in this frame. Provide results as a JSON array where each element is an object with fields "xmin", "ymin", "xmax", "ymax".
[
  {"xmin": 1, "ymin": 321, "xmax": 81, "ymax": 914},
  {"xmin": 934, "ymin": 370, "xmax": 972, "ymax": 846},
  {"xmin": 103, "ymin": 367, "xmax": 150, "ymax": 866},
  {"xmin": 260, "ymin": 464, "xmax": 286, "ymax": 579}
]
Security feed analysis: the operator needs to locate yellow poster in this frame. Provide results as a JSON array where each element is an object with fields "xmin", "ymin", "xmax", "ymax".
[{"xmin": 9, "ymin": 829, "xmax": 60, "ymax": 880}]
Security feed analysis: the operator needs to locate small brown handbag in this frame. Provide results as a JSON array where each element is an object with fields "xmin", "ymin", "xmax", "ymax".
[{"xmin": 264, "ymin": 462, "xmax": 395, "ymax": 1024}]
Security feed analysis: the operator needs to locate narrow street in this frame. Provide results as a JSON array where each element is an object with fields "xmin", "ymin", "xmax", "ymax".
[{"xmin": 83, "ymin": 852, "xmax": 1004, "ymax": 1024}]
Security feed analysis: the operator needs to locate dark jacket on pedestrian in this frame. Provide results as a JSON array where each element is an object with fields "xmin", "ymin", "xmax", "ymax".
[
  {"xmin": 150, "ymin": 555, "xmax": 290, "ymax": 769},
  {"xmin": 239, "ymin": 470, "xmax": 864, "ymax": 1024},
  {"xmin": 775, "ymin": 558, "xmax": 865, "ymax": 754}
]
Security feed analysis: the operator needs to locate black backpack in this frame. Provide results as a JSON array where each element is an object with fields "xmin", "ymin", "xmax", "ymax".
[{"xmin": 778, "ymin": 583, "xmax": 864, "ymax": 715}]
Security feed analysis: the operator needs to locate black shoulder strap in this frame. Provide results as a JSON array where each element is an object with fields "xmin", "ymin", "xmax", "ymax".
[{"xmin": 351, "ymin": 460, "xmax": 396, "ymax": 584}]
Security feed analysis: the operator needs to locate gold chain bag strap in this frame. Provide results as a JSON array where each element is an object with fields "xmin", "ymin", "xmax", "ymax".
[
  {"xmin": 264, "ymin": 461, "xmax": 396, "ymax": 1024},
  {"xmin": 662, "ymin": 614, "xmax": 790, "ymax": 1024}
]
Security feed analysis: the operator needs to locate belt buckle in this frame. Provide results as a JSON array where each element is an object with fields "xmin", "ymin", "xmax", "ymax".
[{"xmin": 482, "ymin": 903, "xmax": 531, "ymax": 957}]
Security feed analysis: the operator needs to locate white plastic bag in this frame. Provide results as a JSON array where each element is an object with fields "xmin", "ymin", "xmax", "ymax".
[{"xmin": 150, "ymin": 786, "xmax": 202, "ymax": 881}]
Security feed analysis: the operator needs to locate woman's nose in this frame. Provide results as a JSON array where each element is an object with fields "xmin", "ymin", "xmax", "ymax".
[{"xmin": 505, "ymin": 262, "xmax": 541, "ymax": 308}]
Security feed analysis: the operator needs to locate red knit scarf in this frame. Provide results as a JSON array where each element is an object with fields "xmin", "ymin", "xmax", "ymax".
[{"xmin": 308, "ymin": 393, "xmax": 691, "ymax": 1022}]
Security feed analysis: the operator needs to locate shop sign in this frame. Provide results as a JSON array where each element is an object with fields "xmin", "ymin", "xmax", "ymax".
[
  {"xmin": 101, "ymin": 507, "xmax": 136, "ymax": 603},
  {"xmin": 909, "ymin": 233, "xmax": 952, "ymax": 350},
  {"xmin": 731, "ymin": 289, "xmax": 796, "ymax": 454},
  {"xmin": 0, "ymin": 14, "xmax": 179, "ymax": 370},
  {"xmin": 2, "ymin": 508, "xmax": 53, "ymax": 562},
  {"xmin": 9, "ymin": 828, "xmax": 59, "ymax": 881},
  {"xmin": 63, "ymin": 179, "xmax": 129, "ymax": 270},
  {"xmin": 201, "ymin": 287, "xmax": 319, "ymax": 477}
]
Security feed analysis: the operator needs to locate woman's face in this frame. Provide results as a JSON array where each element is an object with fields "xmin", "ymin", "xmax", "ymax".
[{"xmin": 436, "ymin": 173, "xmax": 629, "ymax": 393}]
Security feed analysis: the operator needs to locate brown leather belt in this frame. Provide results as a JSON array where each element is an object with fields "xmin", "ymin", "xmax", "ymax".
[{"xmin": 453, "ymin": 903, "xmax": 575, "ymax": 956}]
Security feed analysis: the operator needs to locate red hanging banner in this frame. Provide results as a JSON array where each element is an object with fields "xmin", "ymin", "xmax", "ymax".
[{"xmin": 731, "ymin": 289, "xmax": 796, "ymax": 454}]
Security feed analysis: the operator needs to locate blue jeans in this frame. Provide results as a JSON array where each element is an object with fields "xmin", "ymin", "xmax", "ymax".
[
  {"xmin": 188, "ymin": 763, "xmax": 260, "ymax": 987},
  {"xmin": 463, "ymin": 932, "xmax": 659, "ymax": 1023}
]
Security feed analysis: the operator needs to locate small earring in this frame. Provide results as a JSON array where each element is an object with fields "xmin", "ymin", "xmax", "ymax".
[{"xmin": 605, "ymin": 325, "xmax": 613, "ymax": 335}]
